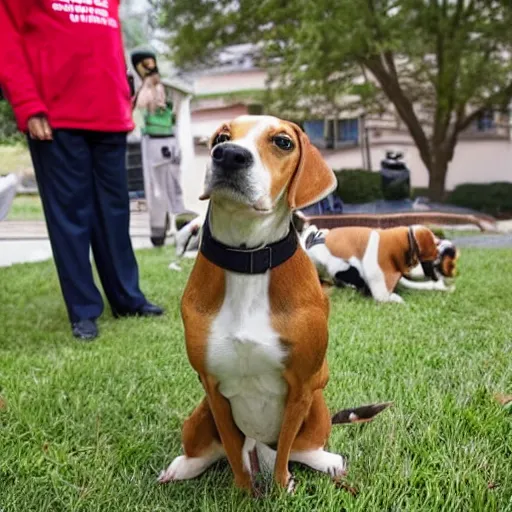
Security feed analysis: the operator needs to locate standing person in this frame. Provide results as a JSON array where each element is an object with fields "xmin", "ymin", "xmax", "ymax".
[
  {"xmin": 131, "ymin": 49, "xmax": 186, "ymax": 247},
  {"xmin": 0, "ymin": 0, "xmax": 164, "ymax": 341}
]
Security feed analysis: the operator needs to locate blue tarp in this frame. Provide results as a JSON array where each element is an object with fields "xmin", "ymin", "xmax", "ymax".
[
  {"xmin": 301, "ymin": 193, "xmax": 344, "ymax": 216},
  {"xmin": 341, "ymin": 198, "xmax": 482, "ymax": 216},
  {"xmin": 301, "ymin": 196, "xmax": 483, "ymax": 217}
]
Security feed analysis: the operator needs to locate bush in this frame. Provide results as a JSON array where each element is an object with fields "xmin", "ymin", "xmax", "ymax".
[
  {"xmin": 0, "ymin": 100, "xmax": 23, "ymax": 145},
  {"xmin": 411, "ymin": 187, "xmax": 431, "ymax": 199},
  {"xmin": 426, "ymin": 226, "xmax": 446, "ymax": 239},
  {"xmin": 448, "ymin": 182, "xmax": 512, "ymax": 218},
  {"xmin": 334, "ymin": 169, "xmax": 383, "ymax": 204}
]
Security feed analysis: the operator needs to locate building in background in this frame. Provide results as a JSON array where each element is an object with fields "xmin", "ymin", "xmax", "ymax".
[
  {"xmin": 127, "ymin": 43, "xmax": 511, "ymax": 215},
  {"xmin": 185, "ymin": 44, "xmax": 512, "ymax": 192}
]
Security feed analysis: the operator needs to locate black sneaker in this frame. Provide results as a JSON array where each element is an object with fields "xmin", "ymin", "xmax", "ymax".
[
  {"xmin": 112, "ymin": 302, "xmax": 164, "ymax": 318},
  {"xmin": 72, "ymin": 319, "xmax": 98, "ymax": 341}
]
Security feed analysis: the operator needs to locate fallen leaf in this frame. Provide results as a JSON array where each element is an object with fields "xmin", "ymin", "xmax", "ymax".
[
  {"xmin": 335, "ymin": 480, "xmax": 359, "ymax": 497},
  {"xmin": 0, "ymin": 396, "xmax": 6, "ymax": 410}
]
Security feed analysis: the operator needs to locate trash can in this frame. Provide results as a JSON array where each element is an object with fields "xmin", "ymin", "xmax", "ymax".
[{"xmin": 380, "ymin": 151, "xmax": 411, "ymax": 200}]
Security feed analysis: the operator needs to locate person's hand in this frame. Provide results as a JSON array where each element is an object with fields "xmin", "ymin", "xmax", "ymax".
[{"xmin": 27, "ymin": 115, "xmax": 53, "ymax": 140}]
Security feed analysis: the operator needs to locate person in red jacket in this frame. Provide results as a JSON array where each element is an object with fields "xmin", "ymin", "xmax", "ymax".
[{"xmin": 0, "ymin": 0, "xmax": 163, "ymax": 341}]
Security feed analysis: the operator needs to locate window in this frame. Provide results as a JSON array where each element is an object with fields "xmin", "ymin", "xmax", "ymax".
[
  {"xmin": 337, "ymin": 118, "xmax": 359, "ymax": 143},
  {"xmin": 303, "ymin": 118, "xmax": 360, "ymax": 147},
  {"xmin": 303, "ymin": 120, "xmax": 325, "ymax": 141},
  {"xmin": 476, "ymin": 110, "xmax": 495, "ymax": 132}
]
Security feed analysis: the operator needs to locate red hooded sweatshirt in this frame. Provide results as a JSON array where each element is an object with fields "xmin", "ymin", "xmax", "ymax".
[{"xmin": 0, "ymin": 0, "xmax": 134, "ymax": 133}]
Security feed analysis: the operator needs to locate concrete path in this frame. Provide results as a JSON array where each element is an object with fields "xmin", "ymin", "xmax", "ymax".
[
  {"xmin": 451, "ymin": 233, "xmax": 512, "ymax": 249},
  {"xmin": 0, "ymin": 210, "xmax": 163, "ymax": 267}
]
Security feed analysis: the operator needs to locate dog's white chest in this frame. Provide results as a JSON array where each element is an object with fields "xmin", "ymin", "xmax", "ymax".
[{"xmin": 206, "ymin": 272, "xmax": 288, "ymax": 444}]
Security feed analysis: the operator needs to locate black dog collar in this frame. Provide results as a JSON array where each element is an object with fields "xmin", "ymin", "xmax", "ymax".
[{"xmin": 200, "ymin": 213, "xmax": 298, "ymax": 274}]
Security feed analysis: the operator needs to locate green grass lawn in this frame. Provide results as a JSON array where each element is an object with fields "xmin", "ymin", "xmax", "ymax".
[
  {"xmin": 0, "ymin": 143, "xmax": 32, "ymax": 175},
  {"xmin": 7, "ymin": 195, "xmax": 44, "ymax": 221},
  {"xmin": 0, "ymin": 247, "xmax": 511, "ymax": 511}
]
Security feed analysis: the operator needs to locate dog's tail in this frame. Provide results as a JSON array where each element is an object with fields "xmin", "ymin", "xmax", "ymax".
[{"xmin": 331, "ymin": 402, "xmax": 392, "ymax": 425}]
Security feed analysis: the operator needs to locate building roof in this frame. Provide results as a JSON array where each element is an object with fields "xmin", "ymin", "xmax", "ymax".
[{"xmin": 161, "ymin": 76, "xmax": 195, "ymax": 95}]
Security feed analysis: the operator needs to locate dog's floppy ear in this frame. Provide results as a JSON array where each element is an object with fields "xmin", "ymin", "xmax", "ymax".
[
  {"xmin": 414, "ymin": 226, "xmax": 438, "ymax": 261},
  {"xmin": 287, "ymin": 125, "xmax": 337, "ymax": 210},
  {"xmin": 208, "ymin": 123, "xmax": 230, "ymax": 149}
]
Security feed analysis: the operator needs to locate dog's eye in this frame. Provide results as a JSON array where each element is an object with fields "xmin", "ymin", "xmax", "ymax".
[
  {"xmin": 213, "ymin": 133, "xmax": 230, "ymax": 146},
  {"xmin": 273, "ymin": 135, "xmax": 294, "ymax": 151}
]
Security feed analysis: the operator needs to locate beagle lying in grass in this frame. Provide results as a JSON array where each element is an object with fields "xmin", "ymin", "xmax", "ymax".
[
  {"xmin": 301, "ymin": 224, "xmax": 454, "ymax": 303},
  {"xmin": 159, "ymin": 115, "xmax": 390, "ymax": 494}
]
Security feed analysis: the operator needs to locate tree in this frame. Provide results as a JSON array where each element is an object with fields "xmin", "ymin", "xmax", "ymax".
[
  {"xmin": 150, "ymin": 0, "xmax": 512, "ymax": 200},
  {"xmin": 120, "ymin": 0, "xmax": 152, "ymax": 50}
]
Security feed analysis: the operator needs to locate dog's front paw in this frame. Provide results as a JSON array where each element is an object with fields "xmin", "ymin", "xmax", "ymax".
[
  {"xmin": 158, "ymin": 456, "xmax": 186, "ymax": 483},
  {"xmin": 275, "ymin": 471, "xmax": 296, "ymax": 494},
  {"xmin": 234, "ymin": 471, "xmax": 254, "ymax": 493},
  {"xmin": 285, "ymin": 473, "xmax": 296, "ymax": 494},
  {"xmin": 389, "ymin": 293, "xmax": 405, "ymax": 304}
]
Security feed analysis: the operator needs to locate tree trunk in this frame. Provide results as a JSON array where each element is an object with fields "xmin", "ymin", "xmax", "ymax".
[{"xmin": 428, "ymin": 157, "xmax": 449, "ymax": 202}]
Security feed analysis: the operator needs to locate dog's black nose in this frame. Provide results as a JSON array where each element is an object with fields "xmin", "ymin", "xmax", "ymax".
[{"xmin": 212, "ymin": 143, "xmax": 253, "ymax": 171}]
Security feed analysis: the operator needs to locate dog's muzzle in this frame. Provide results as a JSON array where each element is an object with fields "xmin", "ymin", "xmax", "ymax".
[
  {"xmin": 212, "ymin": 143, "xmax": 253, "ymax": 173},
  {"xmin": 208, "ymin": 143, "xmax": 255, "ymax": 199}
]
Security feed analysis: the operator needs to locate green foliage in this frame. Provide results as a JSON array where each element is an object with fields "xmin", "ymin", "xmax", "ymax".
[
  {"xmin": 119, "ymin": 0, "xmax": 152, "ymax": 51},
  {"xmin": 194, "ymin": 89, "xmax": 265, "ymax": 102},
  {"xmin": 427, "ymin": 226, "xmax": 446, "ymax": 239},
  {"xmin": 7, "ymin": 195, "xmax": 43, "ymax": 221},
  {"xmin": 448, "ymin": 182, "xmax": 512, "ymax": 218},
  {"xmin": 1, "ymin": 247, "xmax": 512, "ymax": 510},
  {"xmin": 412, "ymin": 187, "xmax": 431, "ymax": 199},
  {"xmin": 0, "ymin": 101, "xmax": 23, "ymax": 145},
  {"xmin": 334, "ymin": 169, "xmax": 383, "ymax": 204}
]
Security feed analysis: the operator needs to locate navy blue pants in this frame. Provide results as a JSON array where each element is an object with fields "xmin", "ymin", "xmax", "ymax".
[{"xmin": 28, "ymin": 130, "xmax": 147, "ymax": 323}]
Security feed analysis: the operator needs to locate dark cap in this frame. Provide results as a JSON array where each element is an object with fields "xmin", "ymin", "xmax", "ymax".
[{"xmin": 131, "ymin": 49, "xmax": 157, "ymax": 71}]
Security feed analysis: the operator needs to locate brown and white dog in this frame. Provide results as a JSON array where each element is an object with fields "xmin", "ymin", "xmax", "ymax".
[
  {"xmin": 301, "ymin": 224, "xmax": 446, "ymax": 303},
  {"xmin": 158, "ymin": 115, "xmax": 352, "ymax": 493}
]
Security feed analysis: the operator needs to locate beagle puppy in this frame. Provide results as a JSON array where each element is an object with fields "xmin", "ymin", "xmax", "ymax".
[
  {"xmin": 159, "ymin": 115, "xmax": 349, "ymax": 493},
  {"xmin": 301, "ymin": 224, "xmax": 441, "ymax": 303}
]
